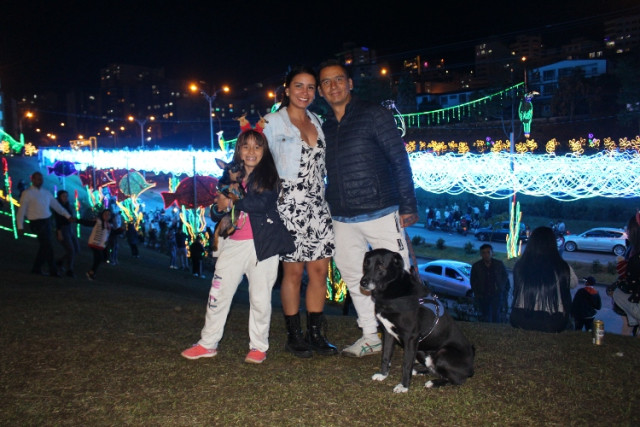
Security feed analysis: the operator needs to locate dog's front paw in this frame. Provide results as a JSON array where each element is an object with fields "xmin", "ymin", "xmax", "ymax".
[
  {"xmin": 393, "ymin": 384, "xmax": 409, "ymax": 393},
  {"xmin": 425, "ymin": 380, "xmax": 435, "ymax": 388},
  {"xmin": 371, "ymin": 372, "xmax": 388, "ymax": 382}
]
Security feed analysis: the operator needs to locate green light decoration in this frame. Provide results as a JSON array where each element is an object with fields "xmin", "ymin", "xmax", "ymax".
[
  {"xmin": 0, "ymin": 129, "xmax": 25, "ymax": 154},
  {"xmin": 326, "ymin": 258, "xmax": 347, "ymax": 303},
  {"xmin": 179, "ymin": 205, "xmax": 207, "ymax": 247},
  {"xmin": 518, "ymin": 91, "xmax": 539, "ymax": 138},
  {"xmin": 116, "ymin": 195, "xmax": 143, "ymax": 230},
  {"xmin": 397, "ymin": 83, "xmax": 524, "ymax": 128},
  {"xmin": 74, "ymin": 190, "xmax": 81, "ymax": 238},
  {"xmin": 2, "ymin": 157, "xmax": 18, "ymax": 239},
  {"xmin": 506, "ymin": 200, "xmax": 523, "ymax": 259},
  {"xmin": 0, "ymin": 157, "xmax": 35, "ymax": 238}
]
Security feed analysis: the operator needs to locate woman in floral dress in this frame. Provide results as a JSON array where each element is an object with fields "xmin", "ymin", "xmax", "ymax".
[{"xmin": 263, "ymin": 65, "xmax": 337, "ymax": 358}]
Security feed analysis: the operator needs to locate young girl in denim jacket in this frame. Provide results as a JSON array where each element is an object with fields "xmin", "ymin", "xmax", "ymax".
[{"xmin": 181, "ymin": 130, "xmax": 295, "ymax": 363}]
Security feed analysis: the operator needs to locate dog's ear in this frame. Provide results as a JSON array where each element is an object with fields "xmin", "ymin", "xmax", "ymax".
[
  {"xmin": 215, "ymin": 158, "xmax": 228, "ymax": 171},
  {"xmin": 393, "ymin": 252, "xmax": 405, "ymax": 270}
]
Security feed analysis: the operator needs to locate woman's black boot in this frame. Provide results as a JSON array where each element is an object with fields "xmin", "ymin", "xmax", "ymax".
[
  {"xmin": 284, "ymin": 313, "xmax": 312, "ymax": 358},
  {"xmin": 305, "ymin": 312, "xmax": 338, "ymax": 356}
]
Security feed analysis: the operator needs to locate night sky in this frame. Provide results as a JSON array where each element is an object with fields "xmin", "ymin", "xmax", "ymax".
[{"xmin": 1, "ymin": 0, "xmax": 638, "ymax": 96}]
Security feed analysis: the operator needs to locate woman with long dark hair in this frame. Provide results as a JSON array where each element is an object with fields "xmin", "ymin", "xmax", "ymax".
[
  {"xmin": 611, "ymin": 214, "xmax": 640, "ymax": 334},
  {"xmin": 510, "ymin": 226, "xmax": 578, "ymax": 332},
  {"xmin": 263, "ymin": 66, "xmax": 337, "ymax": 358}
]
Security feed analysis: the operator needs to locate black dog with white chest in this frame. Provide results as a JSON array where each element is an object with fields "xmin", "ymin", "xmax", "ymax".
[{"xmin": 360, "ymin": 248, "xmax": 475, "ymax": 393}]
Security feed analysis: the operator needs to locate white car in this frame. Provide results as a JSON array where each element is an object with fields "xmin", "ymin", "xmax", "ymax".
[
  {"xmin": 563, "ymin": 227, "xmax": 626, "ymax": 256},
  {"xmin": 418, "ymin": 260, "xmax": 473, "ymax": 298}
]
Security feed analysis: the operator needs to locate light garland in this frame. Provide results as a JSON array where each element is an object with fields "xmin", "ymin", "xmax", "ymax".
[
  {"xmin": 40, "ymin": 148, "xmax": 231, "ymax": 177},
  {"xmin": 39, "ymin": 146, "xmax": 640, "ymax": 201},
  {"xmin": 409, "ymin": 150, "xmax": 640, "ymax": 201}
]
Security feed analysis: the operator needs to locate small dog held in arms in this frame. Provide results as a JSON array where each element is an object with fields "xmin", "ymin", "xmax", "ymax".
[
  {"xmin": 209, "ymin": 158, "xmax": 245, "ymax": 251},
  {"xmin": 360, "ymin": 248, "xmax": 475, "ymax": 393}
]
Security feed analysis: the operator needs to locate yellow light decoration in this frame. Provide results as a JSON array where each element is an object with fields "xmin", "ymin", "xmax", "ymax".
[
  {"xmin": 546, "ymin": 138, "xmax": 560, "ymax": 154},
  {"xmin": 24, "ymin": 143, "xmax": 38, "ymax": 156}
]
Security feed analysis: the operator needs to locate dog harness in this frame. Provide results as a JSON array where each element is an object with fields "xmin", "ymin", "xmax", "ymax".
[{"xmin": 417, "ymin": 295, "xmax": 445, "ymax": 343}]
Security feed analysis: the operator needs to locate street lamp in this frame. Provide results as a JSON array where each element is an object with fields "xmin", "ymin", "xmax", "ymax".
[
  {"xmin": 190, "ymin": 83, "xmax": 230, "ymax": 151},
  {"xmin": 19, "ymin": 111, "xmax": 34, "ymax": 136},
  {"xmin": 128, "ymin": 115, "xmax": 155, "ymax": 148}
]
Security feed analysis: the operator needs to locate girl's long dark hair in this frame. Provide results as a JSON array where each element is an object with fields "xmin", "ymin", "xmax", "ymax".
[
  {"xmin": 625, "ymin": 213, "xmax": 640, "ymax": 259},
  {"xmin": 278, "ymin": 65, "xmax": 318, "ymax": 111},
  {"xmin": 513, "ymin": 226, "xmax": 570, "ymax": 311},
  {"xmin": 232, "ymin": 130, "xmax": 279, "ymax": 193}
]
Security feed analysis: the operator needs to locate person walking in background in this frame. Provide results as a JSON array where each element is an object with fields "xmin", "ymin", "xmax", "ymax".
[
  {"xmin": 125, "ymin": 221, "xmax": 140, "ymax": 258},
  {"xmin": 106, "ymin": 208, "xmax": 122, "ymax": 265},
  {"xmin": 16, "ymin": 171, "xmax": 74, "ymax": 277},
  {"xmin": 317, "ymin": 60, "xmax": 418, "ymax": 357},
  {"xmin": 53, "ymin": 190, "xmax": 80, "ymax": 278},
  {"xmin": 86, "ymin": 209, "xmax": 122, "ymax": 281},
  {"xmin": 166, "ymin": 226, "xmax": 177, "ymax": 268},
  {"xmin": 510, "ymin": 226, "xmax": 578, "ymax": 332},
  {"xmin": 181, "ymin": 130, "xmax": 295, "ymax": 364},
  {"xmin": 571, "ymin": 276, "xmax": 602, "ymax": 331},
  {"xmin": 263, "ymin": 65, "xmax": 337, "ymax": 358},
  {"xmin": 470, "ymin": 243, "xmax": 510, "ymax": 323},
  {"xmin": 175, "ymin": 226, "xmax": 189, "ymax": 270},
  {"xmin": 189, "ymin": 235, "xmax": 205, "ymax": 278}
]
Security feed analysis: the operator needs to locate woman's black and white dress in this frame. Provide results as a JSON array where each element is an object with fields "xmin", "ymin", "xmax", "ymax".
[{"xmin": 278, "ymin": 138, "xmax": 335, "ymax": 262}]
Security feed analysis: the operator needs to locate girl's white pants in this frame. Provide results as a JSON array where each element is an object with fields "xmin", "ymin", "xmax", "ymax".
[{"xmin": 198, "ymin": 239, "xmax": 279, "ymax": 352}]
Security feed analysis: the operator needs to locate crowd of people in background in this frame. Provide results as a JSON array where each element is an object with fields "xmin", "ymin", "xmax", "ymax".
[{"xmin": 16, "ymin": 174, "xmax": 219, "ymax": 282}]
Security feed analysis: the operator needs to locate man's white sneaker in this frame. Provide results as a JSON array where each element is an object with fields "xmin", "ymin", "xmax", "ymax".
[{"xmin": 341, "ymin": 334, "xmax": 382, "ymax": 357}]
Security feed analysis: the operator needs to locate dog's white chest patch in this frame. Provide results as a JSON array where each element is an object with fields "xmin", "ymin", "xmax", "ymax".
[{"xmin": 376, "ymin": 313, "xmax": 400, "ymax": 342}]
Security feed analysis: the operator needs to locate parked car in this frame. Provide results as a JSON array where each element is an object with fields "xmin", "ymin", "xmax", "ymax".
[
  {"xmin": 474, "ymin": 221, "xmax": 528, "ymax": 243},
  {"xmin": 418, "ymin": 260, "xmax": 473, "ymax": 298},
  {"xmin": 563, "ymin": 227, "xmax": 626, "ymax": 256}
]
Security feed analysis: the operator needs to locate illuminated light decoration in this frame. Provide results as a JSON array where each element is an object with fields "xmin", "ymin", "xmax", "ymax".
[
  {"xmin": 217, "ymin": 131, "xmax": 227, "ymax": 152},
  {"xmin": 382, "ymin": 100, "xmax": 406, "ymax": 137},
  {"xmin": 518, "ymin": 91, "xmax": 539, "ymax": 138},
  {"xmin": 2, "ymin": 157, "xmax": 18, "ymax": 238},
  {"xmin": 326, "ymin": 258, "xmax": 347, "ymax": 303},
  {"xmin": 0, "ymin": 158, "xmax": 35, "ymax": 238},
  {"xmin": 0, "ymin": 129, "xmax": 25, "ymax": 154},
  {"xmin": 409, "ymin": 150, "xmax": 640, "ymax": 201},
  {"xmin": 116, "ymin": 195, "xmax": 144, "ymax": 230},
  {"xmin": 74, "ymin": 190, "xmax": 81, "ymax": 238},
  {"xmin": 85, "ymin": 185, "xmax": 105, "ymax": 213},
  {"xmin": 24, "ymin": 143, "xmax": 38, "ymax": 156},
  {"xmin": 506, "ymin": 201, "xmax": 523, "ymax": 259},
  {"xmin": 40, "ymin": 148, "xmax": 230, "ymax": 177},
  {"xmin": 179, "ymin": 205, "xmax": 207, "ymax": 245},
  {"xmin": 399, "ymin": 83, "xmax": 524, "ymax": 127},
  {"xmin": 39, "ymin": 137, "xmax": 640, "ymax": 202},
  {"xmin": 117, "ymin": 170, "xmax": 156, "ymax": 202}
]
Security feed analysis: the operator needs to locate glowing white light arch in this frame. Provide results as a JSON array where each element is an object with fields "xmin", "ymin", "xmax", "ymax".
[
  {"xmin": 410, "ymin": 151, "xmax": 640, "ymax": 201},
  {"xmin": 40, "ymin": 148, "xmax": 640, "ymax": 201},
  {"xmin": 40, "ymin": 148, "xmax": 232, "ymax": 177}
]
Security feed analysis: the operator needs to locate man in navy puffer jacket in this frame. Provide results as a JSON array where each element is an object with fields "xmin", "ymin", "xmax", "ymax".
[{"xmin": 318, "ymin": 60, "xmax": 419, "ymax": 357}]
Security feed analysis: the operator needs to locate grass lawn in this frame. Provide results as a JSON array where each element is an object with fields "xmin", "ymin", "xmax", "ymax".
[{"xmin": 1, "ymin": 212, "xmax": 639, "ymax": 425}]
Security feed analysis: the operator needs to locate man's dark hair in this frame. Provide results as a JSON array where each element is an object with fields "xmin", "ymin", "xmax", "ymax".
[
  {"xmin": 318, "ymin": 59, "xmax": 351, "ymax": 79},
  {"xmin": 479, "ymin": 243, "xmax": 493, "ymax": 251}
]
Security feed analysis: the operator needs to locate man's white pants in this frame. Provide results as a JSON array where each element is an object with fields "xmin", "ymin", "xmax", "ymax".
[
  {"xmin": 198, "ymin": 239, "xmax": 279, "ymax": 352},
  {"xmin": 333, "ymin": 211, "xmax": 410, "ymax": 335}
]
